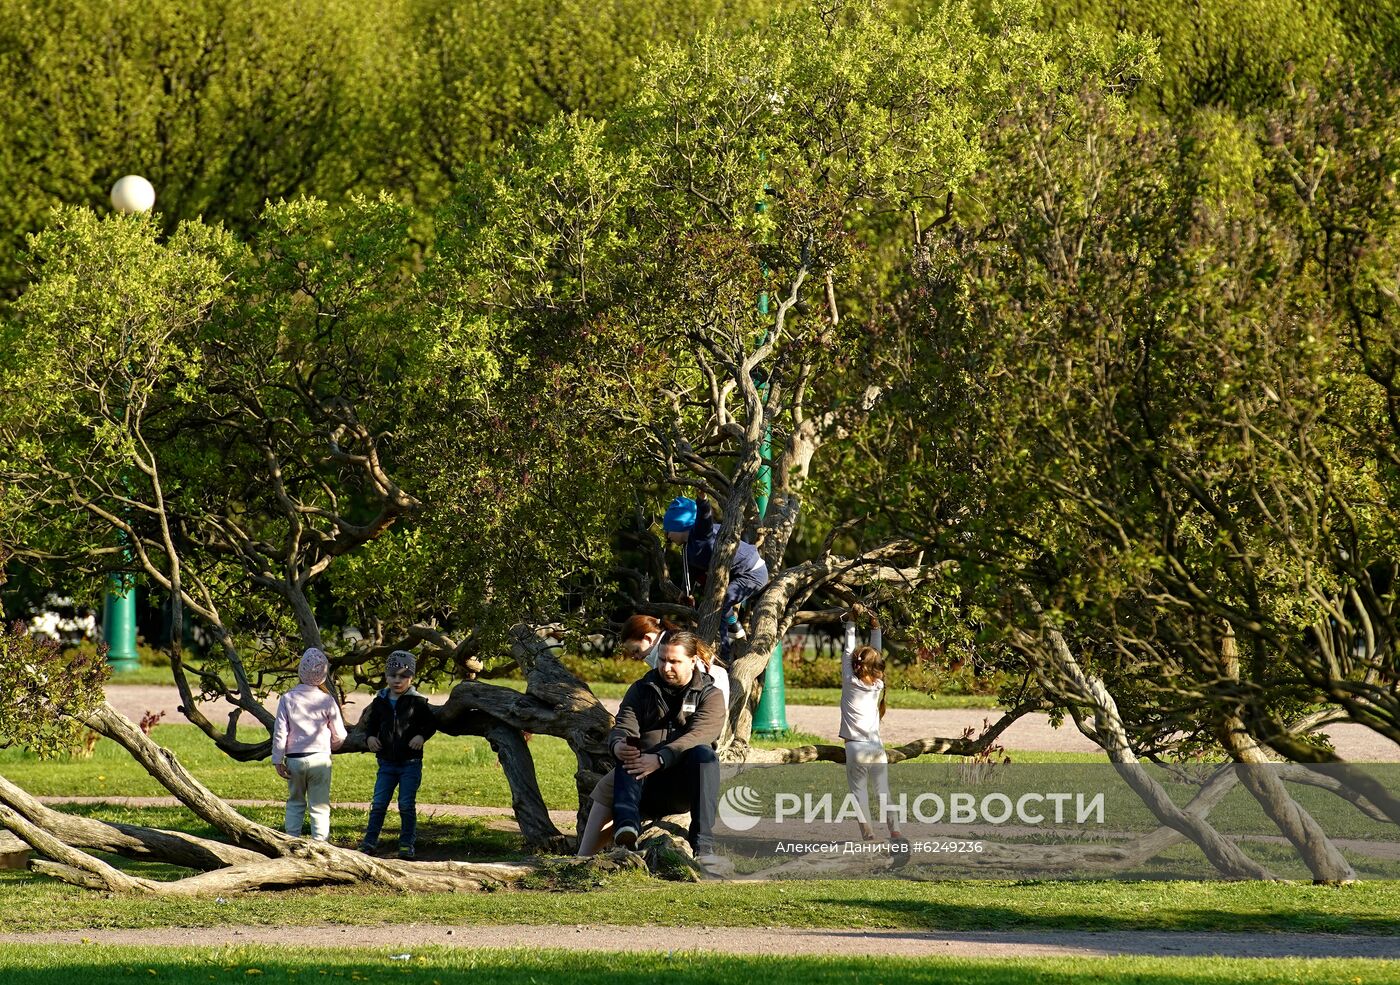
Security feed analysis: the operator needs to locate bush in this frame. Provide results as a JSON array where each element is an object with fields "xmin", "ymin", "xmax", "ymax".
[
  {"xmin": 780, "ymin": 655, "xmax": 997, "ymax": 696},
  {"xmin": 1, "ymin": 622, "xmax": 108, "ymax": 757}
]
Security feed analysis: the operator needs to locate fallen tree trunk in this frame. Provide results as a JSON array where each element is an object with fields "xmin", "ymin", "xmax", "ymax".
[
  {"xmin": 0, "ymin": 773, "xmax": 261, "ymax": 870},
  {"xmin": 84, "ymin": 702, "xmax": 293, "ymax": 856},
  {"xmin": 0, "ymin": 705, "xmax": 550, "ymax": 895},
  {"xmin": 737, "ymin": 704, "xmax": 1037, "ymax": 764},
  {"xmin": 21, "ymin": 840, "xmax": 538, "ymax": 895}
]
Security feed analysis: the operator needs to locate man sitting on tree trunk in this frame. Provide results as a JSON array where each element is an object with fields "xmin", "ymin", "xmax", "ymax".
[{"xmin": 597, "ymin": 631, "xmax": 724, "ymax": 864}]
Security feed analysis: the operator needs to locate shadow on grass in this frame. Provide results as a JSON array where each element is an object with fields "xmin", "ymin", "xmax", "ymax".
[{"xmin": 811, "ymin": 891, "xmax": 1400, "ymax": 936}]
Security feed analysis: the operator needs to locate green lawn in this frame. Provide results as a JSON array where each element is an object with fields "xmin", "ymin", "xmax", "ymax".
[
  {"xmin": 1, "ymin": 725, "xmax": 1103, "ymax": 807},
  {"xmin": 0, "ymin": 946, "xmax": 1392, "ymax": 985},
  {"xmin": 1, "ymin": 726, "xmax": 581, "ymax": 807},
  {"xmin": 9, "ymin": 725, "xmax": 1395, "ymax": 944},
  {"xmin": 2, "ymin": 857, "xmax": 1398, "ymax": 935}
]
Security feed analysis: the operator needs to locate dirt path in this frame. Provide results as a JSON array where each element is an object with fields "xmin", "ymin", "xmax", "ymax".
[
  {"xmin": 102, "ymin": 685, "xmax": 1400, "ymax": 760},
  {"xmin": 1, "ymin": 923, "xmax": 1397, "ymax": 959}
]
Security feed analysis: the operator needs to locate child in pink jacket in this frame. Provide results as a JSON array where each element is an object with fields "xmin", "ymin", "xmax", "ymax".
[{"xmin": 271, "ymin": 648, "xmax": 347, "ymax": 841}]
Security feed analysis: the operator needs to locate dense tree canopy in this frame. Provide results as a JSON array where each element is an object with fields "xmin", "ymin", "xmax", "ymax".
[{"xmin": 2, "ymin": 0, "xmax": 1400, "ymax": 882}]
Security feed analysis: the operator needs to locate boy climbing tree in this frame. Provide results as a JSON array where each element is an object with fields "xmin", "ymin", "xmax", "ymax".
[{"xmin": 663, "ymin": 492, "xmax": 769, "ymax": 666}]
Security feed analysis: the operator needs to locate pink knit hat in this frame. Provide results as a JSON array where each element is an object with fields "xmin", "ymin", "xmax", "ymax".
[{"xmin": 298, "ymin": 647, "xmax": 330, "ymax": 686}]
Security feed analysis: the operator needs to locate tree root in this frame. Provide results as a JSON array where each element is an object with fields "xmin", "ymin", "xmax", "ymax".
[{"xmin": 0, "ymin": 703, "xmax": 546, "ymax": 895}]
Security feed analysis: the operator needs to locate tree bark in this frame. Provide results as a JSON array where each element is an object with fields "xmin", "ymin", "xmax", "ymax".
[
  {"xmin": 0, "ymin": 803, "xmax": 148, "ymax": 892},
  {"xmin": 485, "ymin": 723, "xmax": 568, "ymax": 851},
  {"xmin": 1250, "ymin": 715, "xmax": 1400, "ymax": 827},
  {"xmin": 429, "ymin": 624, "xmax": 616, "ymax": 847},
  {"xmin": 739, "ymin": 705, "xmax": 1037, "ymax": 764},
  {"xmin": 1217, "ymin": 627, "xmax": 1355, "ymax": 883},
  {"xmin": 3, "ymin": 712, "xmax": 546, "ymax": 895},
  {"xmin": 1031, "ymin": 622, "xmax": 1277, "ymax": 879},
  {"xmin": 1219, "ymin": 719, "xmax": 1356, "ymax": 883},
  {"xmin": 0, "ymin": 773, "xmax": 261, "ymax": 870},
  {"xmin": 84, "ymin": 703, "xmax": 293, "ymax": 856}
]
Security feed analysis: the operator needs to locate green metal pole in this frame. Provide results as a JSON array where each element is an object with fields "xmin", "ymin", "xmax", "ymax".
[
  {"xmin": 103, "ymin": 180, "xmax": 149, "ymax": 675},
  {"xmin": 751, "ymin": 184, "xmax": 789, "ymax": 738},
  {"xmin": 103, "ymin": 570, "xmax": 139, "ymax": 673}
]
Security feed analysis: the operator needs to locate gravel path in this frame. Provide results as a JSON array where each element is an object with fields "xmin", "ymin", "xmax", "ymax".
[
  {"xmin": 104, "ymin": 685, "xmax": 1400, "ymax": 760},
  {"xmin": 1, "ymin": 924, "xmax": 1397, "ymax": 959}
]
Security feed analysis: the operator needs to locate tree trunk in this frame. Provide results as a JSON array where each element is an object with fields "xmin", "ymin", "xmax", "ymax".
[
  {"xmin": 1274, "ymin": 764, "xmax": 1394, "ymax": 822},
  {"xmin": 0, "ymin": 803, "xmax": 147, "ymax": 893},
  {"xmin": 0, "ymin": 773, "xmax": 260, "ymax": 870},
  {"xmin": 485, "ymin": 723, "xmax": 568, "ymax": 851},
  {"xmin": 433, "ymin": 627, "xmax": 615, "ymax": 841},
  {"xmin": 1032, "ymin": 622, "xmax": 1277, "ymax": 879},
  {"xmin": 1251, "ymin": 718, "xmax": 1400, "ymax": 827},
  {"xmin": 4, "ymin": 712, "xmax": 546, "ymax": 895},
  {"xmin": 1219, "ymin": 720, "xmax": 1357, "ymax": 884},
  {"xmin": 84, "ymin": 703, "xmax": 293, "ymax": 856},
  {"xmin": 1218, "ymin": 627, "xmax": 1355, "ymax": 883},
  {"xmin": 740, "ymin": 704, "xmax": 1037, "ymax": 763}
]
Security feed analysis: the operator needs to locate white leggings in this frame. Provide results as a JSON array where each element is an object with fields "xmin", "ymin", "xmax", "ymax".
[
  {"xmin": 844, "ymin": 740, "xmax": 892, "ymax": 826},
  {"xmin": 284, "ymin": 752, "xmax": 333, "ymax": 841}
]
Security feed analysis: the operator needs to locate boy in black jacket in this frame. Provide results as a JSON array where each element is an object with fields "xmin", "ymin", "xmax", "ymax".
[{"xmin": 358, "ymin": 650, "xmax": 437, "ymax": 859}]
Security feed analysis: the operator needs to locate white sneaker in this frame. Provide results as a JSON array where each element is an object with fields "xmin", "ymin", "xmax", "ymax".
[{"xmin": 726, "ymin": 622, "xmax": 746, "ymax": 641}]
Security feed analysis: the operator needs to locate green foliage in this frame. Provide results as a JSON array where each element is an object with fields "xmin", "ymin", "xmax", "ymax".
[
  {"xmin": 405, "ymin": 0, "xmax": 776, "ymax": 188},
  {"xmin": 6, "ymin": 1, "xmax": 1400, "ymax": 761},
  {"xmin": 0, "ymin": 622, "xmax": 107, "ymax": 757},
  {"xmin": 0, "ymin": 0, "xmax": 409, "ymax": 296},
  {"xmin": 889, "ymin": 59, "xmax": 1400, "ymax": 753},
  {"xmin": 0, "ymin": 0, "xmax": 781, "ymax": 298},
  {"xmin": 1034, "ymin": 0, "xmax": 1353, "ymax": 116}
]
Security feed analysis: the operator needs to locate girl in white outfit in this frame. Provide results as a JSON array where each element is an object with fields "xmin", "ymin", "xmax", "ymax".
[
  {"xmin": 271, "ymin": 648, "xmax": 348, "ymax": 841},
  {"xmin": 840, "ymin": 612, "xmax": 901, "ymax": 841}
]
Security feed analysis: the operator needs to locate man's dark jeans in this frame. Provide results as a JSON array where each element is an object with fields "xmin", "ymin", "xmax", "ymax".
[{"xmin": 612, "ymin": 745, "xmax": 720, "ymax": 854}]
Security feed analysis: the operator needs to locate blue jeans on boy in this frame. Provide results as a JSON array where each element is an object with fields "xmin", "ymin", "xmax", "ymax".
[
  {"xmin": 362, "ymin": 758, "xmax": 423, "ymax": 850},
  {"xmin": 720, "ymin": 559, "xmax": 768, "ymax": 664}
]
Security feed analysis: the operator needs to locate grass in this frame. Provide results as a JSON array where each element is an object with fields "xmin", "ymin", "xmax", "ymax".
[
  {"xmin": 2, "ymin": 724, "xmax": 1106, "ymax": 807},
  {"xmin": 7, "ymin": 726, "xmax": 1395, "ymax": 942},
  {"xmin": 0, "ymin": 947, "xmax": 1393, "ymax": 985},
  {"xmin": 2, "ymin": 726, "xmax": 582, "ymax": 807},
  {"xmin": 2, "ymin": 856, "xmax": 1399, "ymax": 935}
]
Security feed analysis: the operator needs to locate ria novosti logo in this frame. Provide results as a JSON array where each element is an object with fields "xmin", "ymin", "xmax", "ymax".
[
  {"xmin": 717, "ymin": 784, "xmax": 1107, "ymax": 829},
  {"xmin": 717, "ymin": 785, "xmax": 764, "ymax": 831}
]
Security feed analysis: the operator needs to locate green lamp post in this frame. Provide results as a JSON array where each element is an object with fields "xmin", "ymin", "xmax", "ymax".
[
  {"xmin": 102, "ymin": 572, "xmax": 140, "ymax": 672},
  {"xmin": 750, "ymin": 173, "xmax": 789, "ymax": 738},
  {"xmin": 101, "ymin": 174, "xmax": 156, "ymax": 674}
]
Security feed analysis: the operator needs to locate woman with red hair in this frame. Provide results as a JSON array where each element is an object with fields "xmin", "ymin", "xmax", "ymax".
[{"xmin": 618, "ymin": 614, "xmax": 729, "ymax": 710}]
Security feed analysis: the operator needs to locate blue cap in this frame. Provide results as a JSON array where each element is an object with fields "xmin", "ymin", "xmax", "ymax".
[{"xmin": 663, "ymin": 496, "xmax": 697, "ymax": 532}]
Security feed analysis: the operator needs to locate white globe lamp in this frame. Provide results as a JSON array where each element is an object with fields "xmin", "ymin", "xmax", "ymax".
[{"xmin": 110, "ymin": 175, "xmax": 156, "ymax": 215}]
